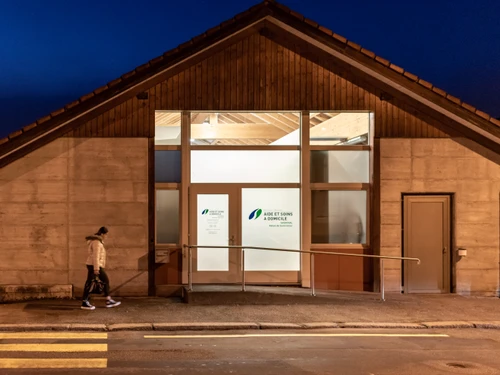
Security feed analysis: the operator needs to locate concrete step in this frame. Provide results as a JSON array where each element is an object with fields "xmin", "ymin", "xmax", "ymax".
[{"xmin": 182, "ymin": 285, "xmax": 378, "ymax": 305}]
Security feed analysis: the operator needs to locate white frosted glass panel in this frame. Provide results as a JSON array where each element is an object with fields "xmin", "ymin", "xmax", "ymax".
[
  {"xmin": 191, "ymin": 151, "xmax": 300, "ymax": 183},
  {"xmin": 156, "ymin": 190, "xmax": 179, "ymax": 244},
  {"xmin": 311, "ymin": 151, "xmax": 369, "ymax": 183},
  {"xmin": 155, "ymin": 126, "xmax": 181, "ymax": 145},
  {"xmin": 242, "ymin": 188, "xmax": 300, "ymax": 271},
  {"xmin": 197, "ymin": 194, "xmax": 229, "ymax": 271},
  {"xmin": 155, "ymin": 111, "xmax": 181, "ymax": 145},
  {"xmin": 311, "ymin": 191, "xmax": 367, "ymax": 244}
]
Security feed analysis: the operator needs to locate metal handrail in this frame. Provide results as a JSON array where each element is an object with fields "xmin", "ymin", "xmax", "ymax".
[{"xmin": 183, "ymin": 244, "xmax": 420, "ymax": 301}]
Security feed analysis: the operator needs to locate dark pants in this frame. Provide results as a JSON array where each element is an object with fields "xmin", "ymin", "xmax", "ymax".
[{"xmin": 82, "ymin": 265, "xmax": 110, "ymax": 301}]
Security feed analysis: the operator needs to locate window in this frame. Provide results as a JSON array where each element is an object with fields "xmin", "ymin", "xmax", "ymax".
[
  {"xmin": 190, "ymin": 112, "xmax": 301, "ymax": 146},
  {"xmin": 311, "ymin": 150, "xmax": 369, "ymax": 183},
  {"xmin": 155, "ymin": 111, "xmax": 181, "ymax": 145},
  {"xmin": 310, "ymin": 111, "xmax": 372, "ymax": 246},
  {"xmin": 191, "ymin": 150, "xmax": 300, "ymax": 183},
  {"xmin": 309, "ymin": 112, "xmax": 370, "ymax": 146},
  {"xmin": 311, "ymin": 190, "xmax": 367, "ymax": 244},
  {"xmin": 156, "ymin": 190, "xmax": 180, "ymax": 245},
  {"xmin": 155, "ymin": 151, "xmax": 181, "ymax": 183}
]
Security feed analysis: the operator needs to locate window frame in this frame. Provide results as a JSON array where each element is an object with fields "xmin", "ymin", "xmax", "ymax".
[{"xmin": 308, "ymin": 111, "xmax": 374, "ymax": 250}]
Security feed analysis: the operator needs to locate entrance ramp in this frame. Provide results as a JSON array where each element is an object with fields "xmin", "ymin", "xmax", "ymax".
[{"xmin": 182, "ymin": 285, "xmax": 378, "ymax": 305}]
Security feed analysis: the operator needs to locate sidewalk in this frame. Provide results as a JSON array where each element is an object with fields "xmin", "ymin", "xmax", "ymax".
[{"xmin": 0, "ymin": 293, "xmax": 498, "ymax": 331}]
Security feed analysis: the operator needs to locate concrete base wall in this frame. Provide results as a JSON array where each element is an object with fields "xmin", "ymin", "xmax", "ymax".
[
  {"xmin": 0, "ymin": 138, "xmax": 149, "ymax": 297},
  {"xmin": 0, "ymin": 285, "xmax": 72, "ymax": 302},
  {"xmin": 380, "ymin": 138, "xmax": 500, "ymax": 296}
]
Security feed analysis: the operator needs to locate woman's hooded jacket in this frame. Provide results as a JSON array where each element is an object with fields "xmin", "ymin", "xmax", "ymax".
[{"xmin": 85, "ymin": 235, "xmax": 106, "ymax": 270}]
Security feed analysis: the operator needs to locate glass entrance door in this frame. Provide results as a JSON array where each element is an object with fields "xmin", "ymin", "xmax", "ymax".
[{"xmin": 189, "ymin": 185, "xmax": 241, "ymax": 284}]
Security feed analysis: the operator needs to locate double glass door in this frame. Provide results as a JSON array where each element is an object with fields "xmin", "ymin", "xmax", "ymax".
[{"xmin": 189, "ymin": 184, "xmax": 301, "ymax": 284}]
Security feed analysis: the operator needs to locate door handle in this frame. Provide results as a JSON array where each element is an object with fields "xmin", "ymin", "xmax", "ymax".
[
  {"xmin": 443, "ymin": 247, "xmax": 447, "ymax": 254},
  {"xmin": 229, "ymin": 235, "xmax": 235, "ymax": 245}
]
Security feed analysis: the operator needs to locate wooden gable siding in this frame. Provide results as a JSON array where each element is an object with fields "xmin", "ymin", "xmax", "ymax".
[{"xmin": 65, "ymin": 32, "xmax": 448, "ymax": 138}]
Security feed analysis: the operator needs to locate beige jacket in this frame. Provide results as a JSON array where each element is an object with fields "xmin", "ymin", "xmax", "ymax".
[{"xmin": 85, "ymin": 235, "xmax": 106, "ymax": 270}]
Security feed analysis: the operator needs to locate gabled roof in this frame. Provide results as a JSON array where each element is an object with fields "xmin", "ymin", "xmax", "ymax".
[{"xmin": 1, "ymin": 0, "xmax": 499, "ymax": 167}]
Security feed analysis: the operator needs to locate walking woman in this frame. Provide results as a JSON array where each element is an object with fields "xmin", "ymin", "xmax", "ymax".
[{"xmin": 81, "ymin": 226, "xmax": 121, "ymax": 310}]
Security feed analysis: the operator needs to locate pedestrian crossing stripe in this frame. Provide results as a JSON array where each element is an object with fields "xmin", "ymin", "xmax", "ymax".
[
  {"xmin": 0, "ymin": 332, "xmax": 107, "ymax": 339},
  {"xmin": 0, "ymin": 358, "xmax": 107, "ymax": 369},
  {"xmin": 0, "ymin": 332, "xmax": 108, "ymax": 369},
  {"xmin": 0, "ymin": 343, "xmax": 107, "ymax": 352}
]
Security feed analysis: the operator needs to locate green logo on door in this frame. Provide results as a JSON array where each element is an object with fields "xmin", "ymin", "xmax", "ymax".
[
  {"xmin": 248, "ymin": 208, "xmax": 262, "ymax": 220},
  {"xmin": 201, "ymin": 209, "xmax": 209, "ymax": 215}
]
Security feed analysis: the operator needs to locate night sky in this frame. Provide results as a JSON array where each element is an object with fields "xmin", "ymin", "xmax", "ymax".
[{"xmin": 1, "ymin": 0, "xmax": 499, "ymax": 138}]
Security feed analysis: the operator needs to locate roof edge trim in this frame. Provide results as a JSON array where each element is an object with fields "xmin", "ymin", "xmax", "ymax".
[
  {"xmin": 0, "ymin": 18, "xmax": 267, "ymax": 162},
  {"xmin": 266, "ymin": 17, "xmax": 499, "ymax": 145}
]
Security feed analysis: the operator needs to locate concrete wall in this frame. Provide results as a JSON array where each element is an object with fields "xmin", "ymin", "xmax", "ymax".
[
  {"xmin": 0, "ymin": 138, "xmax": 148, "ymax": 297},
  {"xmin": 380, "ymin": 138, "xmax": 500, "ymax": 295}
]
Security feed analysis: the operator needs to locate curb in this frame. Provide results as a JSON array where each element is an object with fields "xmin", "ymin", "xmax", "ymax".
[{"xmin": 0, "ymin": 321, "xmax": 499, "ymax": 332}]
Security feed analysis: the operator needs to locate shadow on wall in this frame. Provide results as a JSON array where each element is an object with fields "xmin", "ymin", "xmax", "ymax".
[
  {"xmin": 453, "ymin": 137, "xmax": 500, "ymax": 165},
  {"xmin": 0, "ymin": 137, "xmax": 93, "ymax": 185},
  {"xmin": 109, "ymin": 253, "xmax": 149, "ymax": 295}
]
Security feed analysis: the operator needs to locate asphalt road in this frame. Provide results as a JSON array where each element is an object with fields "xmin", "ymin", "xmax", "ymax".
[{"xmin": 0, "ymin": 329, "xmax": 500, "ymax": 374}]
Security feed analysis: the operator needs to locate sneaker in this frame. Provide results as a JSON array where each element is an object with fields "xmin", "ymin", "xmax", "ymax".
[
  {"xmin": 106, "ymin": 299, "xmax": 121, "ymax": 308},
  {"xmin": 81, "ymin": 300, "xmax": 95, "ymax": 310}
]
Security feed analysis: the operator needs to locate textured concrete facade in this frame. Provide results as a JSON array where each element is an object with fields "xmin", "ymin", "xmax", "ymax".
[
  {"xmin": 380, "ymin": 138, "xmax": 500, "ymax": 295},
  {"xmin": 0, "ymin": 138, "xmax": 148, "ymax": 296}
]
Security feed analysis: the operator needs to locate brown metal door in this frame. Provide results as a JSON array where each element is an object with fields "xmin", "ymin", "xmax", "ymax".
[
  {"xmin": 403, "ymin": 195, "xmax": 450, "ymax": 293},
  {"xmin": 189, "ymin": 184, "xmax": 241, "ymax": 284}
]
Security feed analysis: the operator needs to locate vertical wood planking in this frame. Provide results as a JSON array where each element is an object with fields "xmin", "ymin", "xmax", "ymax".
[
  {"xmin": 161, "ymin": 81, "xmax": 167, "ymax": 110},
  {"xmin": 271, "ymin": 39, "xmax": 278, "ymax": 110},
  {"xmin": 102, "ymin": 111, "xmax": 109, "ymax": 137},
  {"xmin": 201, "ymin": 57, "xmax": 208, "ymax": 109},
  {"xmin": 265, "ymin": 38, "xmax": 272, "ymax": 110},
  {"xmin": 352, "ymin": 80, "xmax": 358, "ymax": 110},
  {"xmin": 289, "ymin": 44, "xmax": 295, "ymax": 109},
  {"xmin": 324, "ymin": 61, "xmax": 330, "ymax": 110},
  {"xmin": 108, "ymin": 107, "xmax": 115, "ymax": 137},
  {"xmin": 346, "ymin": 78, "xmax": 353, "ymax": 109},
  {"xmin": 253, "ymin": 34, "xmax": 260, "ymax": 109},
  {"xmin": 259, "ymin": 35, "xmax": 266, "ymax": 110},
  {"xmin": 207, "ymin": 55, "xmax": 214, "ymax": 110},
  {"xmin": 173, "ymin": 73, "xmax": 179, "ymax": 110},
  {"xmin": 317, "ymin": 64, "xmax": 323, "ymax": 111},
  {"xmin": 179, "ymin": 71, "xmax": 186, "ymax": 110},
  {"xmin": 230, "ymin": 42, "xmax": 237, "ymax": 109},
  {"xmin": 64, "ymin": 33, "xmax": 449, "ymax": 138},
  {"xmin": 300, "ymin": 55, "xmax": 306, "ymax": 109},
  {"xmin": 225, "ymin": 46, "xmax": 231, "ymax": 109},
  {"xmin": 247, "ymin": 35, "xmax": 254, "ymax": 109},
  {"xmin": 335, "ymin": 73, "xmax": 341, "ymax": 110},
  {"xmin": 306, "ymin": 59, "xmax": 312, "ymax": 110},
  {"xmin": 132, "ymin": 97, "xmax": 138, "ymax": 137},
  {"xmin": 276, "ymin": 43, "xmax": 283, "ymax": 109},
  {"xmin": 283, "ymin": 44, "xmax": 289, "ymax": 110},
  {"xmin": 189, "ymin": 65, "xmax": 195, "ymax": 109},
  {"xmin": 240, "ymin": 39, "xmax": 247, "ymax": 110},
  {"xmin": 149, "ymin": 86, "xmax": 156, "ymax": 137}
]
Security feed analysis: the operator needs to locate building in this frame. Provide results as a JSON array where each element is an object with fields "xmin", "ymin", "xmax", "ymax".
[{"xmin": 1, "ymin": 0, "xmax": 499, "ymax": 300}]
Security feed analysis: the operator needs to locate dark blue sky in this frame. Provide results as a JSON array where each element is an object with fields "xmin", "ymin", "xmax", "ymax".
[{"xmin": 1, "ymin": 0, "xmax": 499, "ymax": 138}]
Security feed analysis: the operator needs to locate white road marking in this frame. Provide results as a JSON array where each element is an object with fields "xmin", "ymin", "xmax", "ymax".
[{"xmin": 144, "ymin": 333, "xmax": 450, "ymax": 339}]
